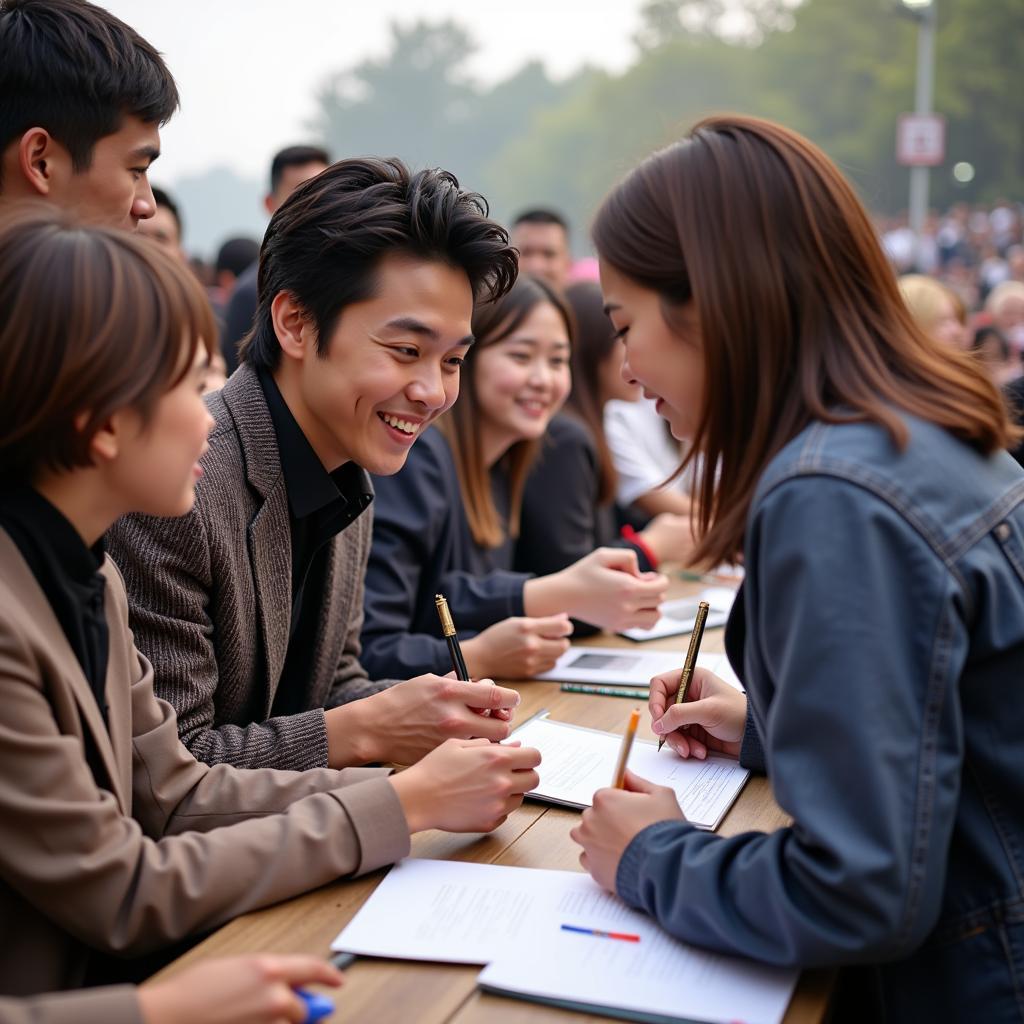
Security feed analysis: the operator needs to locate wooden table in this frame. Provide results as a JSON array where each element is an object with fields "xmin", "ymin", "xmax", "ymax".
[{"xmin": 154, "ymin": 579, "xmax": 834, "ymax": 1023}]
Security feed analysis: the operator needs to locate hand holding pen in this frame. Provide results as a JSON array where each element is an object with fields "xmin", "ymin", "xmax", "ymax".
[
  {"xmin": 657, "ymin": 600, "xmax": 710, "ymax": 752},
  {"xmin": 435, "ymin": 593, "xmax": 516, "ymax": 732}
]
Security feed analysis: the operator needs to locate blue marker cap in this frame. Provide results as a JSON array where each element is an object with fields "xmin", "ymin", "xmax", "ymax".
[{"xmin": 296, "ymin": 988, "xmax": 335, "ymax": 1022}]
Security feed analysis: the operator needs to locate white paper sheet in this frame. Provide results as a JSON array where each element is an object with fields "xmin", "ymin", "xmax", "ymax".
[
  {"xmin": 480, "ymin": 925, "xmax": 797, "ymax": 1024},
  {"xmin": 509, "ymin": 714, "xmax": 749, "ymax": 830},
  {"xmin": 331, "ymin": 859, "xmax": 634, "ymax": 963},
  {"xmin": 619, "ymin": 587, "xmax": 736, "ymax": 642},
  {"xmin": 330, "ymin": 859, "xmax": 796, "ymax": 1024},
  {"xmin": 538, "ymin": 647, "xmax": 743, "ymax": 691}
]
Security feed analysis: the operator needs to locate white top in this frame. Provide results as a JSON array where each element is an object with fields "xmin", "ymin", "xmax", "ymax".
[{"xmin": 603, "ymin": 397, "xmax": 690, "ymax": 506}]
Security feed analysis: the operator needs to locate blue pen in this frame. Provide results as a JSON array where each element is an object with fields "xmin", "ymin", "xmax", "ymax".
[{"xmin": 296, "ymin": 989, "xmax": 334, "ymax": 1022}]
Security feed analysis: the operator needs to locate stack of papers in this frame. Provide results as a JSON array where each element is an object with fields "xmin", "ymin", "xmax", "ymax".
[
  {"xmin": 509, "ymin": 712, "xmax": 749, "ymax": 830},
  {"xmin": 331, "ymin": 859, "xmax": 797, "ymax": 1024}
]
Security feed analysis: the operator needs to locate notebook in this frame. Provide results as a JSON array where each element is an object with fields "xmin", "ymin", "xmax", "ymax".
[
  {"xmin": 330, "ymin": 859, "xmax": 796, "ymax": 1024},
  {"xmin": 509, "ymin": 712, "xmax": 749, "ymax": 830},
  {"xmin": 479, "ymin": 925, "xmax": 797, "ymax": 1024}
]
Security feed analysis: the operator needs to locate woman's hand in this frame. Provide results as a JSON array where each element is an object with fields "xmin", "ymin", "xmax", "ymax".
[
  {"xmin": 649, "ymin": 667, "xmax": 747, "ymax": 759},
  {"xmin": 390, "ymin": 737, "xmax": 542, "ymax": 833},
  {"xmin": 570, "ymin": 770, "xmax": 684, "ymax": 891},
  {"xmin": 462, "ymin": 614, "xmax": 572, "ymax": 679},
  {"xmin": 525, "ymin": 548, "xmax": 668, "ymax": 632},
  {"xmin": 138, "ymin": 954, "xmax": 343, "ymax": 1024},
  {"xmin": 639, "ymin": 512, "xmax": 698, "ymax": 566}
]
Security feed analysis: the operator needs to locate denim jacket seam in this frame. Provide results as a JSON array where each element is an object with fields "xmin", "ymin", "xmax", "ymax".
[
  {"xmin": 929, "ymin": 895, "xmax": 1024, "ymax": 945},
  {"xmin": 966, "ymin": 757, "xmax": 1024, "ymax": 896},
  {"xmin": 898, "ymin": 603, "xmax": 955, "ymax": 949},
  {"xmin": 938, "ymin": 481, "xmax": 1024, "ymax": 563}
]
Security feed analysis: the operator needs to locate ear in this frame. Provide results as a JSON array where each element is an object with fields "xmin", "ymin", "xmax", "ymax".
[
  {"xmin": 84, "ymin": 408, "xmax": 137, "ymax": 465},
  {"xmin": 16, "ymin": 128, "xmax": 68, "ymax": 198},
  {"xmin": 270, "ymin": 291, "xmax": 315, "ymax": 363},
  {"xmin": 263, "ymin": 192, "xmax": 276, "ymax": 216}
]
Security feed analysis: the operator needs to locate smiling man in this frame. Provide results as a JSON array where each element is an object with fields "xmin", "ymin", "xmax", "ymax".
[
  {"xmin": 0, "ymin": 0, "xmax": 173, "ymax": 229},
  {"xmin": 108, "ymin": 158, "xmax": 521, "ymax": 771}
]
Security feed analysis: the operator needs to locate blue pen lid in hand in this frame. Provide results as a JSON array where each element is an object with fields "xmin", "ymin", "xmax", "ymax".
[{"xmin": 296, "ymin": 988, "xmax": 335, "ymax": 1022}]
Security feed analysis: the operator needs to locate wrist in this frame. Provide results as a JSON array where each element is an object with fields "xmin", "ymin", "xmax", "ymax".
[
  {"xmin": 326, "ymin": 702, "xmax": 378, "ymax": 767},
  {"xmin": 624, "ymin": 524, "xmax": 660, "ymax": 569},
  {"xmin": 523, "ymin": 572, "xmax": 573, "ymax": 618},
  {"xmin": 389, "ymin": 767, "xmax": 432, "ymax": 833}
]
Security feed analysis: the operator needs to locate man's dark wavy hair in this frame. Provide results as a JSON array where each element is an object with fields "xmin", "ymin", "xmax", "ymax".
[
  {"xmin": 0, "ymin": 0, "xmax": 178, "ymax": 189},
  {"xmin": 240, "ymin": 157, "xmax": 519, "ymax": 370}
]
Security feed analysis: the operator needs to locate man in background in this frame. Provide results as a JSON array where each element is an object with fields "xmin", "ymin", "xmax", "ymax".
[
  {"xmin": 221, "ymin": 144, "xmax": 330, "ymax": 373},
  {"xmin": 510, "ymin": 207, "xmax": 572, "ymax": 291},
  {"xmin": 139, "ymin": 185, "xmax": 185, "ymax": 256}
]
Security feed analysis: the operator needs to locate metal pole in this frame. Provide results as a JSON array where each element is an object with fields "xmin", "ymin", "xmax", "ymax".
[{"xmin": 908, "ymin": 2, "xmax": 936, "ymax": 269}]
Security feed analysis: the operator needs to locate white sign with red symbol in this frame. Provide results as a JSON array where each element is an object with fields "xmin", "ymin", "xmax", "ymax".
[{"xmin": 896, "ymin": 113, "xmax": 946, "ymax": 166}]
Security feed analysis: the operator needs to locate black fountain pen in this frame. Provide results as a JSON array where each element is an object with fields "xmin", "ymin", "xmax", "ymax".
[{"xmin": 434, "ymin": 593, "xmax": 470, "ymax": 681}]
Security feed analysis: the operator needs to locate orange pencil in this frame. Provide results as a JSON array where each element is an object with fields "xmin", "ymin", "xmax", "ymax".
[{"xmin": 612, "ymin": 708, "xmax": 641, "ymax": 788}]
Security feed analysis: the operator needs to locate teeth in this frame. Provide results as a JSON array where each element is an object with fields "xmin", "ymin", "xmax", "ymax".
[{"xmin": 381, "ymin": 413, "xmax": 417, "ymax": 435}]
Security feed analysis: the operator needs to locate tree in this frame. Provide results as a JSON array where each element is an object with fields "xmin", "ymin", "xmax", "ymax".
[{"xmin": 313, "ymin": 20, "xmax": 479, "ymax": 176}]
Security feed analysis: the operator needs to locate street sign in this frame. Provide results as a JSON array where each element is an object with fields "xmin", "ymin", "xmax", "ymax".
[{"xmin": 896, "ymin": 113, "xmax": 946, "ymax": 166}]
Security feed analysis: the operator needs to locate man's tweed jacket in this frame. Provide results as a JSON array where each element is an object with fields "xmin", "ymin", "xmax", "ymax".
[{"xmin": 108, "ymin": 363, "xmax": 392, "ymax": 771}]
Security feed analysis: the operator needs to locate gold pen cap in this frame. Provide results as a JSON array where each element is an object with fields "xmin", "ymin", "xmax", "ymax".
[{"xmin": 435, "ymin": 594, "xmax": 456, "ymax": 637}]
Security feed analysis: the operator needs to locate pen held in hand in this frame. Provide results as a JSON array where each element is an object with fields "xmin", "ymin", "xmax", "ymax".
[
  {"xmin": 657, "ymin": 599, "xmax": 710, "ymax": 752},
  {"xmin": 612, "ymin": 708, "xmax": 641, "ymax": 788},
  {"xmin": 435, "ymin": 593, "xmax": 470, "ymax": 682}
]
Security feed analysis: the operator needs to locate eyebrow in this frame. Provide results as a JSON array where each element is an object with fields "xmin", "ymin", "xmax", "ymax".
[
  {"xmin": 382, "ymin": 316, "xmax": 474, "ymax": 348},
  {"xmin": 602, "ymin": 303, "xmax": 621, "ymax": 316},
  {"xmin": 130, "ymin": 146, "xmax": 161, "ymax": 165}
]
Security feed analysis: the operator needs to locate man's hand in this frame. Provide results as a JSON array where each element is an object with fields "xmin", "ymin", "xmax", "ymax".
[
  {"xmin": 569, "ymin": 770, "xmax": 684, "ymax": 890},
  {"xmin": 326, "ymin": 675, "xmax": 521, "ymax": 767}
]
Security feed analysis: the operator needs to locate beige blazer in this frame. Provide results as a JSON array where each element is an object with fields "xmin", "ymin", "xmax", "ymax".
[
  {"xmin": 107, "ymin": 363, "xmax": 394, "ymax": 771},
  {"xmin": 0, "ymin": 986, "xmax": 140, "ymax": 1024},
  {"xmin": 0, "ymin": 531, "xmax": 410, "ymax": 998}
]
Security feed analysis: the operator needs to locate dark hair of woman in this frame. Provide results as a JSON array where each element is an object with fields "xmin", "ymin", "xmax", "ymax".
[
  {"xmin": 436, "ymin": 274, "xmax": 573, "ymax": 548},
  {"xmin": 0, "ymin": 203, "xmax": 216, "ymax": 483},
  {"xmin": 563, "ymin": 280, "xmax": 618, "ymax": 505},
  {"xmin": 593, "ymin": 113, "xmax": 1019, "ymax": 567}
]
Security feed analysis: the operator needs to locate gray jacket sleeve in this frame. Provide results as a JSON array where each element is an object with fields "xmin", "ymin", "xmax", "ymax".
[{"xmin": 615, "ymin": 475, "xmax": 966, "ymax": 968}]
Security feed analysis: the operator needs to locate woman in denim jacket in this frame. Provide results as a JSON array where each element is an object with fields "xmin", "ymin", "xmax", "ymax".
[{"xmin": 571, "ymin": 115, "xmax": 1024, "ymax": 1022}]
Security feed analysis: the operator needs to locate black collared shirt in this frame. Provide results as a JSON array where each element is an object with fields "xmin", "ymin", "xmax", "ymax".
[
  {"xmin": 0, "ymin": 487, "xmax": 109, "ymax": 719},
  {"xmin": 257, "ymin": 370, "xmax": 373, "ymax": 708}
]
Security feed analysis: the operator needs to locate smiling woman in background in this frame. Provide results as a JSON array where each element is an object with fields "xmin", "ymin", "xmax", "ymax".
[{"xmin": 361, "ymin": 275, "xmax": 669, "ymax": 682}]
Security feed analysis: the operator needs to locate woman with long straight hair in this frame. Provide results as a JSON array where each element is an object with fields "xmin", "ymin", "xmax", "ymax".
[
  {"xmin": 361, "ymin": 275, "xmax": 669, "ymax": 682},
  {"xmin": 570, "ymin": 115, "xmax": 1024, "ymax": 1020}
]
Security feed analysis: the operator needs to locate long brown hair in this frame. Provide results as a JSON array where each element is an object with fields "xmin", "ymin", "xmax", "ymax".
[
  {"xmin": 564, "ymin": 280, "xmax": 618, "ymax": 505},
  {"xmin": 437, "ymin": 274, "xmax": 573, "ymax": 548},
  {"xmin": 593, "ymin": 114, "xmax": 1020, "ymax": 566},
  {"xmin": 0, "ymin": 203, "xmax": 216, "ymax": 484}
]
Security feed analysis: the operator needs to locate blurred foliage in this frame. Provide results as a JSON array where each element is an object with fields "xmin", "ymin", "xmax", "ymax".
[{"xmin": 311, "ymin": 1, "xmax": 1024, "ymax": 249}]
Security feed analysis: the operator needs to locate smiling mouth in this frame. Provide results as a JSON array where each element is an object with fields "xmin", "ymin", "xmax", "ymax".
[
  {"xmin": 378, "ymin": 412, "xmax": 420, "ymax": 436},
  {"xmin": 516, "ymin": 399, "xmax": 549, "ymax": 416}
]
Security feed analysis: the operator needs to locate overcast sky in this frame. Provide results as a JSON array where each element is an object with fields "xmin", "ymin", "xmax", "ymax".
[{"xmin": 105, "ymin": 0, "xmax": 646, "ymax": 185}]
